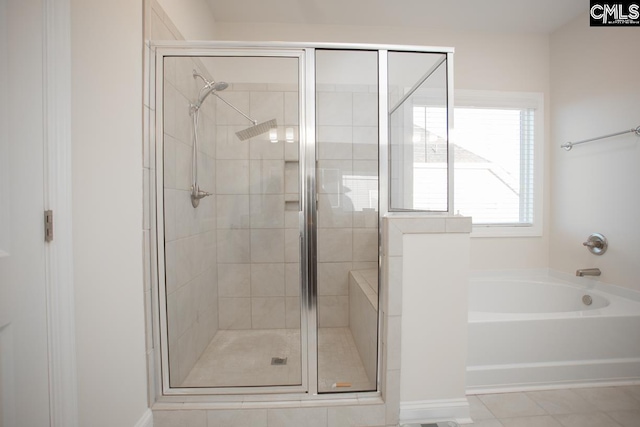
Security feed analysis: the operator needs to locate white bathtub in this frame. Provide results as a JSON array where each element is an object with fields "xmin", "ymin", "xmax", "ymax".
[{"xmin": 467, "ymin": 272, "xmax": 640, "ymax": 393}]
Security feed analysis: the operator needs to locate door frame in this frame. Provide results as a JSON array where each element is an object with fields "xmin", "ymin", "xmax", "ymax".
[
  {"xmin": 42, "ymin": 0, "xmax": 78, "ymax": 425},
  {"xmin": 150, "ymin": 44, "xmax": 387, "ymax": 400},
  {"xmin": 153, "ymin": 46, "xmax": 312, "ymax": 396}
]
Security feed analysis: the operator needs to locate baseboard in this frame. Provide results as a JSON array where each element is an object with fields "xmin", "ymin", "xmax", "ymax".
[
  {"xmin": 400, "ymin": 398, "xmax": 471, "ymax": 425},
  {"xmin": 134, "ymin": 408, "xmax": 153, "ymax": 427},
  {"xmin": 468, "ymin": 378, "xmax": 640, "ymax": 395},
  {"xmin": 467, "ymin": 358, "xmax": 640, "ymax": 394}
]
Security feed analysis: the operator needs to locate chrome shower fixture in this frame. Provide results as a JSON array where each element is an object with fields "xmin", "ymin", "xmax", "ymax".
[
  {"xmin": 187, "ymin": 69, "xmax": 278, "ymax": 207},
  {"xmin": 583, "ymin": 233, "xmax": 608, "ymax": 255},
  {"xmin": 190, "ymin": 69, "xmax": 227, "ymax": 208},
  {"xmin": 235, "ymin": 119, "xmax": 278, "ymax": 141},
  {"xmin": 192, "ymin": 70, "xmax": 228, "ymax": 111},
  {"xmin": 210, "ymin": 90, "xmax": 278, "ymax": 141},
  {"xmin": 576, "ymin": 268, "xmax": 601, "ymax": 277},
  {"xmin": 191, "ymin": 69, "xmax": 278, "ymax": 140}
]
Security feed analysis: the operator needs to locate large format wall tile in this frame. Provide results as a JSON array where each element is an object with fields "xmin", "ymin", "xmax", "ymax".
[
  {"xmin": 218, "ymin": 297, "xmax": 252, "ymax": 330},
  {"xmin": 217, "ymin": 263, "xmax": 251, "ymax": 298},
  {"xmin": 251, "ymin": 263, "xmax": 285, "ymax": 297},
  {"xmin": 163, "ymin": 56, "xmax": 219, "ymax": 385}
]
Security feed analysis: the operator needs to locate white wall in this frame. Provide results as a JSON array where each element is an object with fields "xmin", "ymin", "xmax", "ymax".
[
  {"xmin": 550, "ymin": 13, "xmax": 640, "ymax": 290},
  {"xmin": 401, "ymin": 232, "xmax": 470, "ymax": 403},
  {"xmin": 156, "ymin": 0, "xmax": 217, "ymax": 40},
  {"xmin": 71, "ymin": 1, "xmax": 149, "ymax": 425},
  {"xmin": 215, "ymin": 22, "xmax": 552, "ymax": 271}
]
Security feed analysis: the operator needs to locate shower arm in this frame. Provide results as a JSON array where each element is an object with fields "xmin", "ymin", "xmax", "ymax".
[{"xmin": 212, "ymin": 92, "xmax": 257, "ymax": 125}]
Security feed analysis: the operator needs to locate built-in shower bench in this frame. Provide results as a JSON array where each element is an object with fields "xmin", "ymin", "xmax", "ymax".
[{"xmin": 349, "ymin": 269, "xmax": 379, "ymax": 385}]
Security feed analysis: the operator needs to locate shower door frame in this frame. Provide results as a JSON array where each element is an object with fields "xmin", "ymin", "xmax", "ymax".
[
  {"xmin": 150, "ymin": 41, "xmax": 454, "ymax": 401},
  {"xmin": 154, "ymin": 46, "xmax": 313, "ymax": 396}
]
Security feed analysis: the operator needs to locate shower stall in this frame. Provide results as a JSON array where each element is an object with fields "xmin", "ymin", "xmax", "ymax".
[{"xmin": 152, "ymin": 42, "xmax": 452, "ymax": 398}]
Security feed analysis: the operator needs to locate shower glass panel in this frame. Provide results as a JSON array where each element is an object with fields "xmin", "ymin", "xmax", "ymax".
[
  {"xmin": 388, "ymin": 51, "xmax": 449, "ymax": 212},
  {"xmin": 162, "ymin": 55, "xmax": 302, "ymax": 388},
  {"xmin": 315, "ymin": 50, "xmax": 379, "ymax": 393},
  {"xmin": 155, "ymin": 44, "xmax": 452, "ymax": 397}
]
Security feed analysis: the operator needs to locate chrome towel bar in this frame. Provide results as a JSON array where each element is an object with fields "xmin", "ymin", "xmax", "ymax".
[{"xmin": 561, "ymin": 125, "xmax": 640, "ymax": 151}]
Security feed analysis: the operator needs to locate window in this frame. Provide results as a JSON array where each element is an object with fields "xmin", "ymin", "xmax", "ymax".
[{"xmin": 413, "ymin": 91, "xmax": 544, "ymax": 236}]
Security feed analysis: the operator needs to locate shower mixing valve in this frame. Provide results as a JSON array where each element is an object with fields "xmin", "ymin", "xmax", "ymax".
[
  {"xmin": 583, "ymin": 233, "xmax": 608, "ymax": 255},
  {"xmin": 190, "ymin": 185, "xmax": 212, "ymax": 208}
]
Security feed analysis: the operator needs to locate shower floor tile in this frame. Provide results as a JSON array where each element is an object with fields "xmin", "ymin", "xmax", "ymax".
[
  {"xmin": 317, "ymin": 327, "xmax": 375, "ymax": 392},
  {"xmin": 182, "ymin": 329, "xmax": 302, "ymax": 387},
  {"xmin": 181, "ymin": 327, "xmax": 374, "ymax": 391}
]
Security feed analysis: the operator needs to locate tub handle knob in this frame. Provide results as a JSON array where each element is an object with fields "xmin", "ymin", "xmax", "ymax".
[
  {"xmin": 583, "ymin": 241, "xmax": 602, "ymax": 249},
  {"xmin": 583, "ymin": 233, "xmax": 608, "ymax": 255}
]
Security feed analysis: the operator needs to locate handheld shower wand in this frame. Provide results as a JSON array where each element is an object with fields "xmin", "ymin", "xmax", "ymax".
[
  {"xmin": 192, "ymin": 70, "xmax": 229, "ymax": 110},
  {"xmin": 189, "ymin": 70, "xmax": 228, "ymax": 207}
]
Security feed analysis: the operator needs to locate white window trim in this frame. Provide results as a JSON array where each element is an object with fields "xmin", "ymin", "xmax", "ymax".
[{"xmin": 453, "ymin": 90, "xmax": 544, "ymax": 238}]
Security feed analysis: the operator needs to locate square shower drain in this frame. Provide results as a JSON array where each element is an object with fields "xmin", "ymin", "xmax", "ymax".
[
  {"xmin": 401, "ymin": 423, "xmax": 459, "ymax": 427},
  {"xmin": 402, "ymin": 423, "xmax": 459, "ymax": 427},
  {"xmin": 271, "ymin": 357, "xmax": 287, "ymax": 366}
]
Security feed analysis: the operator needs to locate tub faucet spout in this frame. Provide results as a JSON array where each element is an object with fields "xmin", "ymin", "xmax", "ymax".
[{"xmin": 576, "ymin": 268, "xmax": 601, "ymax": 277}]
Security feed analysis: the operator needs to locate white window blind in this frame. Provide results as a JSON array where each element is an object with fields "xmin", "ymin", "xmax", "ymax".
[
  {"xmin": 411, "ymin": 106, "xmax": 448, "ymax": 211},
  {"xmin": 453, "ymin": 107, "xmax": 535, "ymax": 225},
  {"xmin": 412, "ymin": 90, "xmax": 543, "ymax": 236}
]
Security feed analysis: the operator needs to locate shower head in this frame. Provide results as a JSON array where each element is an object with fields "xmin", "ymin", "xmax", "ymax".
[
  {"xmin": 195, "ymin": 80, "xmax": 228, "ymax": 109},
  {"xmin": 211, "ymin": 81, "xmax": 229, "ymax": 92},
  {"xmin": 211, "ymin": 91, "xmax": 278, "ymax": 140},
  {"xmin": 235, "ymin": 119, "xmax": 278, "ymax": 141},
  {"xmin": 192, "ymin": 70, "xmax": 228, "ymax": 109},
  {"xmin": 191, "ymin": 70, "xmax": 277, "ymax": 140}
]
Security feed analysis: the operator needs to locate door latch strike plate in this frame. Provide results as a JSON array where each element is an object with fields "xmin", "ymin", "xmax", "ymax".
[{"xmin": 44, "ymin": 210, "xmax": 53, "ymax": 242}]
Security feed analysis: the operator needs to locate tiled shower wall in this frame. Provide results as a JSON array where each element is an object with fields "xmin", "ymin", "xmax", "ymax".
[
  {"xmin": 214, "ymin": 84, "xmax": 302, "ymax": 331},
  {"xmin": 316, "ymin": 84, "xmax": 379, "ymax": 328},
  {"xmin": 215, "ymin": 82, "xmax": 379, "ymax": 330},
  {"xmin": 145, "ymin": 11, "xmax": 401, "ymax": 421},
  {"xmin": 147, "ymin": 5, "xmax": 382, "ymax": 378},
  {"xmin": 163, "ymin": 55, "xmax": 219, "ymax": 385}
]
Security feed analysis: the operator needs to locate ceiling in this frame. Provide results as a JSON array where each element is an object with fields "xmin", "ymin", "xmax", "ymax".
[{"xmin": 208, "ymin": 0, "xmax": 588, "ymax": 34}]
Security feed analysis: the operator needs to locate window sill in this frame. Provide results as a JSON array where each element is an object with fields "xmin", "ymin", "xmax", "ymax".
[{"xmin": 470, "ymin": 224, "xmax": 542, "ymax": 238}]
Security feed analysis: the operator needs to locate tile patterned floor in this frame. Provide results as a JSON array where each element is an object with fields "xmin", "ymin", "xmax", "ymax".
[
  {"xmin": 317, "ymin": 327, "xmax": 375, "ymax": 392},
  {"xmin": 182, "ymin": 327, "xmax": 373, "ymax": 392},
  {"xmin": 182, "ymin": 329, "xmax": 302, "ymax": 387},
  {"xmin": 467, "ymin": 386, "xmax": 640, "ymax": 426},
  {"xmin": 181, "ymin": 330, "xmax": 638, "ymax": 426}
]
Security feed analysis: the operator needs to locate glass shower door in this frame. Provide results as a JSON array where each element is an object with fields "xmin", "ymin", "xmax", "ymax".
[
  {"xmin": 161, "ymin": 53, "xmax": 304, "ymax": 390},
  {"xmin": 314, "ymin": 50, "xmax": 380, "ymax": 393}
]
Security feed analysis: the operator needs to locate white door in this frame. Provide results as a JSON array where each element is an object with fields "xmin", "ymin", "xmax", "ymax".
[{"xmin": 0, "ymin": 0, "xmax": 52, "ymax": 426}]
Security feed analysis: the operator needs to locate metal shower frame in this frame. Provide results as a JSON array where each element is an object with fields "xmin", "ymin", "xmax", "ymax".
[{"xmin": 150, "ymin": 41, "xmax": 454, "ymax": 403}]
